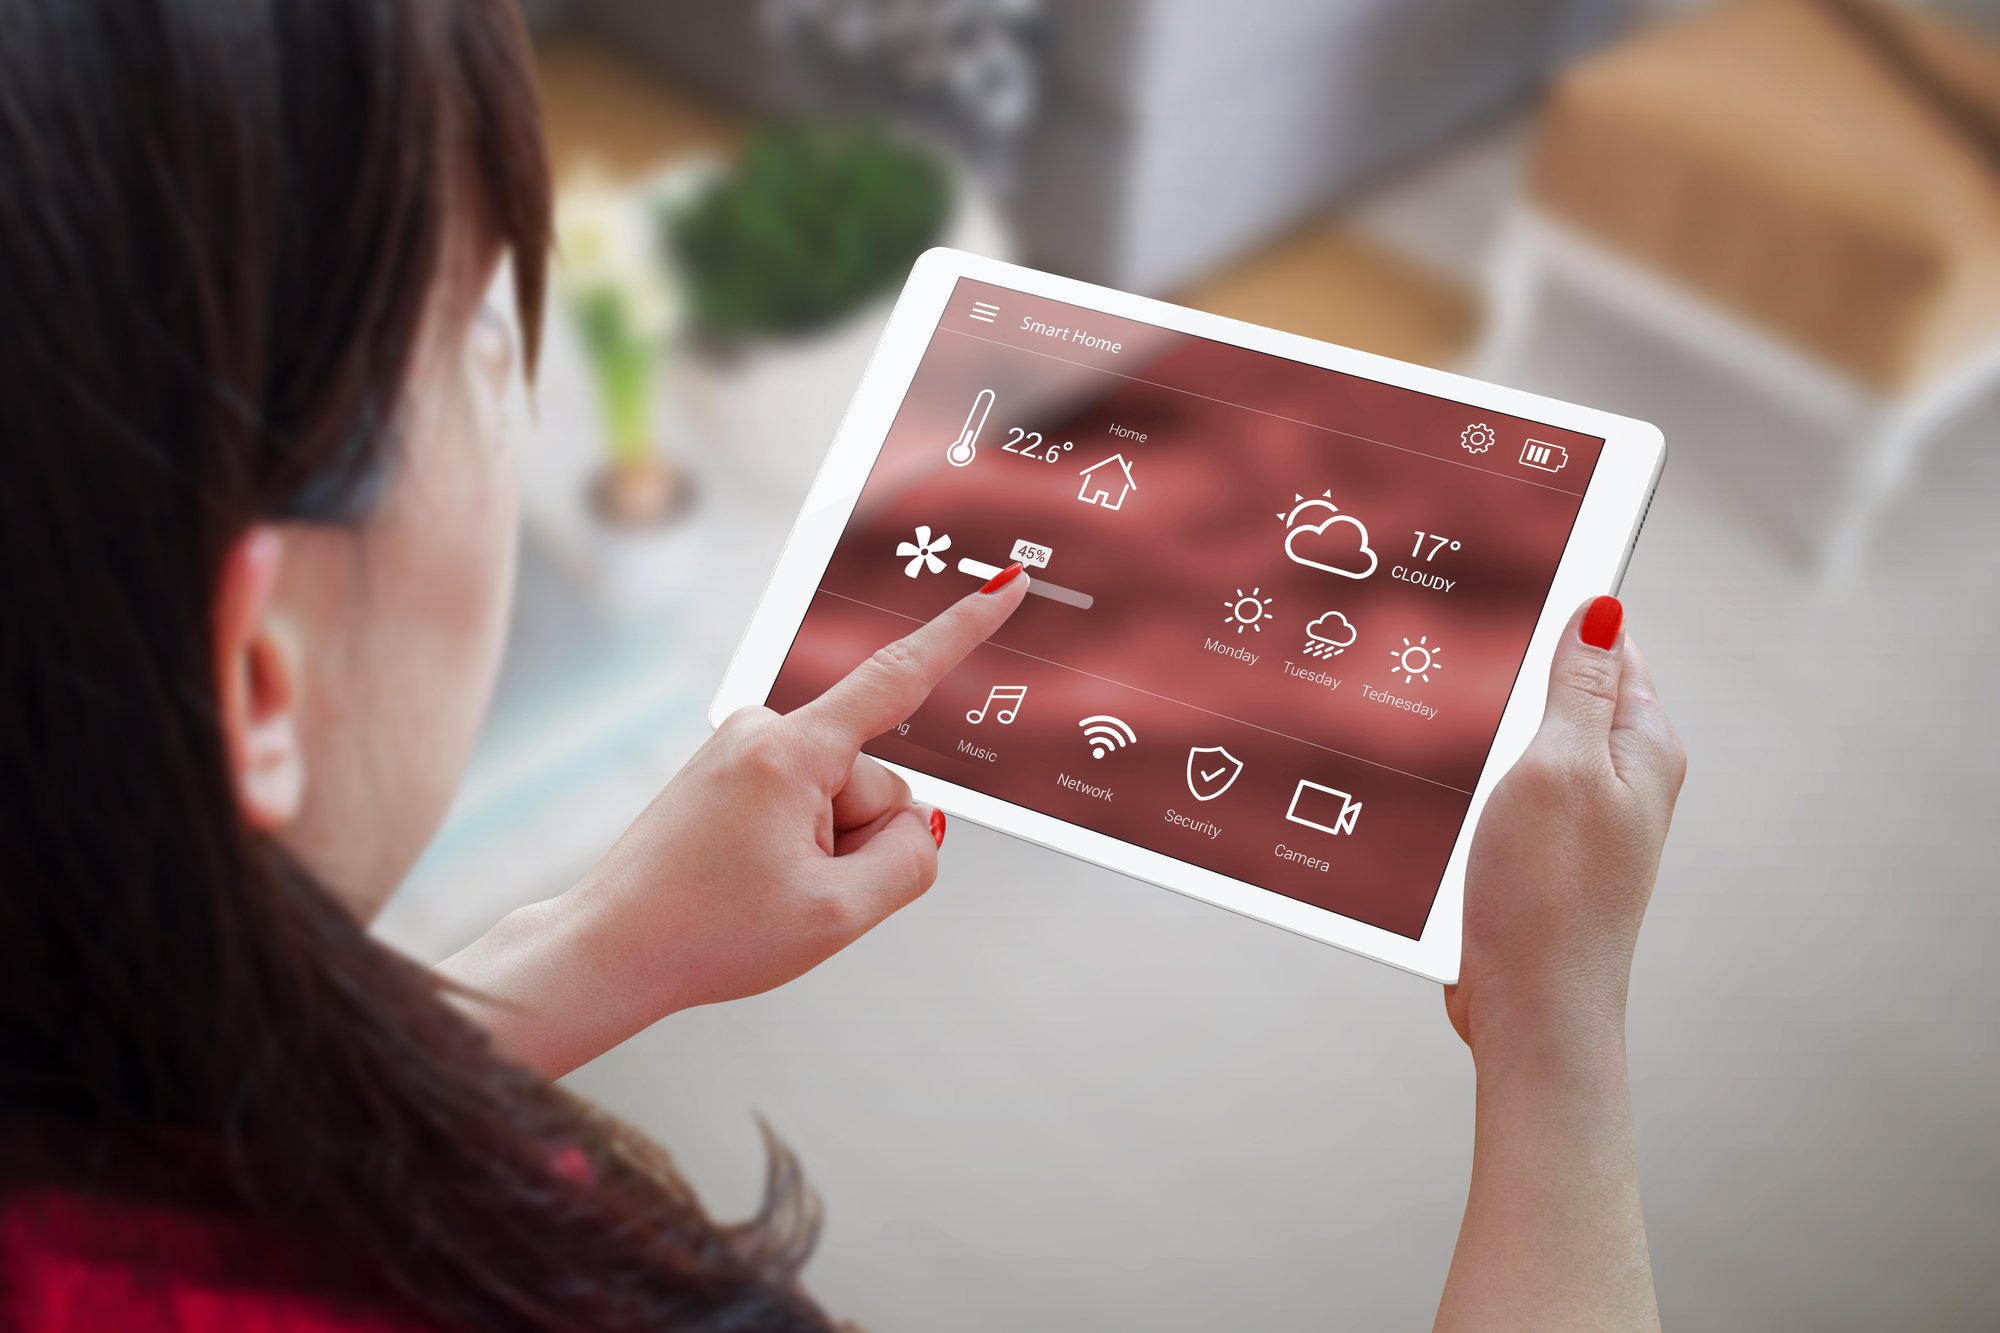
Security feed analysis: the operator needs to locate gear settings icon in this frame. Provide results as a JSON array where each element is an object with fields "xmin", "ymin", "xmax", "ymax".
[{"xmin": 1460, "ymin": 421, "xmax": 1497, "ymax": 454}]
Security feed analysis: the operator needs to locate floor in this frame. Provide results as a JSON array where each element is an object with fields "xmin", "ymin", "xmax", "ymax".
[{"xmin": 408, "ymin": 41, "xmax": 2000, "ymax": 1332}]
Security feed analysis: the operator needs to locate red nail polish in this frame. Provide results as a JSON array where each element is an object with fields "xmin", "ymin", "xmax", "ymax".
[
  {"xmin": 928, "ymin": 808, "xmax": 947, "ymax": 847},
  {"xmin": 979, "ymin": 562, "xmax": 1024, "ymax": 594},
  {"xmin": 1580, "ymin": 595, "xmax": 1623, "ymax": 650}
]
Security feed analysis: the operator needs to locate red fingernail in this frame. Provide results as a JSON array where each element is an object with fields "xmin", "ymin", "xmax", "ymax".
[
  {"xmin": 979, "ymin": 562, "xmax": 1023, "ymax": 594},
  {"xmin": 928, "ymin": 808, "xmax": 947, "ymax": 847},
  {"xmin": 1580, "ymin": 595, "xmax": 1623, "ymax": 650}
]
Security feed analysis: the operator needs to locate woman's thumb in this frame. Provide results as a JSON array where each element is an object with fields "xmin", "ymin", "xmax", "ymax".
[
  {"xmin": 1537, "ymin": 595, "xmax": 1626, "ymax": 760},
  {"xmin": 827, "ymin": 805, "xmax": 942, "ymax": 926}
]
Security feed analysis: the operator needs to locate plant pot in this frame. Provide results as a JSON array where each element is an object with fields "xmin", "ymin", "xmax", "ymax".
[
  {"xmin": 668, "ymin": 164, "xmax": 1013, "ymax": 508},
  {"xmin": 582, "ymin": 455, "xmax": 702, "ymax": 614}
]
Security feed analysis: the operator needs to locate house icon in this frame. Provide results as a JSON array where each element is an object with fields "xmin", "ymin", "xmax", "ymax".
[{"xmin": 1076, "ymin": 453, "xmax": 1137, "ymax": 511}]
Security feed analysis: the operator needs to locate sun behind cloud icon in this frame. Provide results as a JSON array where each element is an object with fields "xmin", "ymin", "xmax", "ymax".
[{"xmin": 1278, "ymin": 491, "xmax": 1378, "ymax": 580}]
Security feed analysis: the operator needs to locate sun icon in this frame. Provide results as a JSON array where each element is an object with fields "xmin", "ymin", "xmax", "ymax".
[
  {"xmin": 1224, "ymin": 587, "xmax": 1274, "ymax": 634},
  {"xmin": 1391, "ymin": 635, "xmax": 1442, "ymax": 683}
]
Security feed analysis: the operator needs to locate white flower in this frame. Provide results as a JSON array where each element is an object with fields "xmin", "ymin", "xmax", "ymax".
[
  {"xmin": 555, "ymin": 165, "xmax": 684, "ymax": 346},
  {"xmin": 622, "ymin": 265, "xmax": 680, "ymax": 343}
]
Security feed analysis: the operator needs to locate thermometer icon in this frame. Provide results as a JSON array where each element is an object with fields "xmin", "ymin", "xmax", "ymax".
[{"xmin": 946, "ymin": 388, "xmax": 995, "ymax": 468}]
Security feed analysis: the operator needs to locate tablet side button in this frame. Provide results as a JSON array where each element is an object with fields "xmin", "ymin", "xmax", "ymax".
[{"xmin": 1613, "ymin": 484, "xmax": 1658, "ymax": 595}]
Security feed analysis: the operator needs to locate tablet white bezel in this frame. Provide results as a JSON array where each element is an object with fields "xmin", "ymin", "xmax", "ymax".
[{"xmin": 711, "ymin": 248, "xmax": 1665, "ymax": 983}]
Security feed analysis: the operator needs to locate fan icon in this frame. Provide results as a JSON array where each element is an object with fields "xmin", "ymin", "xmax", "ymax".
[
  {"xmin": 1460, "ymin": 422, "xmax": 1497, "ymax": 454},
  {"xmin": 896, "ymin": 526, "xmax": 952, "ymax": 577}
]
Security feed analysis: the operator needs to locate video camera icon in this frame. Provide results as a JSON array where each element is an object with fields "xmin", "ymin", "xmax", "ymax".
[{"xmin": 1285, "ymin": 780, "xmax": 1363, "ymax": 836}]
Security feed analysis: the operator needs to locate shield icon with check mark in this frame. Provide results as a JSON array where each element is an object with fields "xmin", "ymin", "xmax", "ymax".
[{"xmin": 1186, "ymin": 746, "xmax": 1244, "ymax": 802}]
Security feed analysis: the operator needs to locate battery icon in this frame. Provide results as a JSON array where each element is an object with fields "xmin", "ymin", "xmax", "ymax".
[{"xmin": 1520, "ymin": 440, "xmax": 1568, "ymax": 473}]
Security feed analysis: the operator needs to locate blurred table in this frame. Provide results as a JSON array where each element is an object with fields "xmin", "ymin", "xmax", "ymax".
[
  {"xmin": 375, "ymin": 283, "xmax": 796, "ymax": 960},
  {"xmin": 375, "ymin": 469, "xmax": 792, "ymax": 966},
  {"xmin": 375, "ymin": 41, "xmax": 759, "ymax": 958}
]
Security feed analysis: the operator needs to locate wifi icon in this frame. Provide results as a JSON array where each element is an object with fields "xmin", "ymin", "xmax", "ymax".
[{"xmin": 1078, "ymin": 714, "xmax": 1138, "ymax": 759}]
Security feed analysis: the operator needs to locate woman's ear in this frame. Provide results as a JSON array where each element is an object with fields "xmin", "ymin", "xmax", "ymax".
[{"xmin": 213, "ymin": 527, "xmax": 305, "ymax": 830}]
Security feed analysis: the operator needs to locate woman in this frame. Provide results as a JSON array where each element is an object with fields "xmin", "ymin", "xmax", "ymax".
[{"xmin": 0, "ymin": 1, "xmax": 1685, "ymax": 1329}]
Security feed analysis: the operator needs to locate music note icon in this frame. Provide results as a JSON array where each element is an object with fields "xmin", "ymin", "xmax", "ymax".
[{"xmin": 966, "ymin": 684, "xmax": 1028, "ymax": 726}]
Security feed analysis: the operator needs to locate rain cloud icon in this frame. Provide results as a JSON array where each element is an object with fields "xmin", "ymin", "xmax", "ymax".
[
  {"xmin": 1278, "ymin": 491, "xmax": 1378, "ymax": 580},
  {"xmin": 1303, "ymin": 611, "xmax": 1358, "ymax": 659}
]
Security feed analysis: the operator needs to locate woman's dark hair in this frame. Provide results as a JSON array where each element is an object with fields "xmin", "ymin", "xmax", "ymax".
[{"xmin": 0, "ymin": 2, "xmax": 835, "ymax": 1328}]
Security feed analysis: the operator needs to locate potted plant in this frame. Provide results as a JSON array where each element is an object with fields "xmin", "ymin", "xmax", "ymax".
[
  {"xmin": 660, "ymin": 124, "xmax": 1010, "ymax": 499},
  {"xmin": 554, "ymin": 172, "xmax": 697, "ymax": 607}
]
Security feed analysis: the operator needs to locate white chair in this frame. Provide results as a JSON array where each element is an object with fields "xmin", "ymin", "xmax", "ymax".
[{"xmin": 1471, "ymin": 204, "xmax": 2000, "ymax": 587}]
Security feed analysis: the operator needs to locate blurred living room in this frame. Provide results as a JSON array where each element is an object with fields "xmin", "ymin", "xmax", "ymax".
[{"xmin": 372, "ymin": 1, "xmax": 2000, "ymax": 1328}]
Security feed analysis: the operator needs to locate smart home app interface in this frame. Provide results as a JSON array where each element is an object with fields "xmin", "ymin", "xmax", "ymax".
[{"xmin": 766, "ymin": 280, "xmax": 1604, "ymax": 938}]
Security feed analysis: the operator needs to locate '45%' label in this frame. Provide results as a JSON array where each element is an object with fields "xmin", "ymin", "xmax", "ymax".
[{"xmin": 1009, "ymin": 539, "xmax": 1052, "ymax": 569}]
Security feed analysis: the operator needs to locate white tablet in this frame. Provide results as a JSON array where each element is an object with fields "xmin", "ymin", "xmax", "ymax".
[{"xmin": 712, "ymin": 249, "xmax": 1664, "ymax": 982}]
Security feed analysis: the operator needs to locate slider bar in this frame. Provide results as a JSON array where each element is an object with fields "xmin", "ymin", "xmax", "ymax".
[{"xmin": 957, "ymin": 558, "xmax": 1094, "ymax": 609}]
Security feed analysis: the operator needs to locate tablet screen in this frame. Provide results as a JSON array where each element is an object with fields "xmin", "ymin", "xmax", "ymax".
[{"xmin": 765, "ymin": 279, "xmax": 1605, "ymax": 939}]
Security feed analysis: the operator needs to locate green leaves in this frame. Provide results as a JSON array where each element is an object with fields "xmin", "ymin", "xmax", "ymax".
[{"xmin": 666, "ymin": 125, "xmax": 950, "ymax": 340}]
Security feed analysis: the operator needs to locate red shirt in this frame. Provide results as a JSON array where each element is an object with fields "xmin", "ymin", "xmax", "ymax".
[{"xmin": 3, "ymin": 1190, "xmax": 416, "ymax": 1331}]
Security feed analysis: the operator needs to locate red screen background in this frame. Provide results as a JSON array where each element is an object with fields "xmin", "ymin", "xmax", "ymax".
[{"xmin": 767, "ymin": 279, "xmax": 1603, "ymax": 938}]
